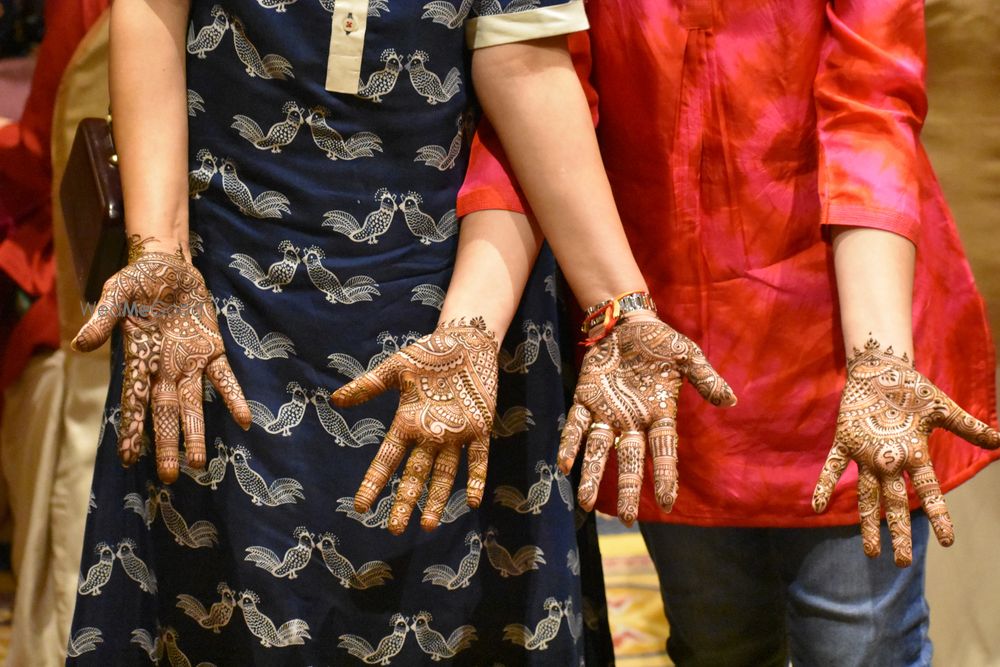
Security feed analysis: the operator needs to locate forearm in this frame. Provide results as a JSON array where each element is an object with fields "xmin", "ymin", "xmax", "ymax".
[
  {"xmin": 471, "ymin": 37, "xmax": 647, "ymax": 308},
  {"xmin": 110, "ymin": 0, "xmax": 192, "ymax": 257},
  {"xmin": 832, "ymin": 227, "xmax": 915, "ymax": 359},
  {"xmin": 439, "ymin": 210, "xmax": 543, "ymax": 342}
]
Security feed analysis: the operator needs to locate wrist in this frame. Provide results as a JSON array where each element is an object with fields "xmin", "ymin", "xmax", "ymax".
[{"xmin": 126, "ymin": 233, "xmax": 188, "ymax": 263}]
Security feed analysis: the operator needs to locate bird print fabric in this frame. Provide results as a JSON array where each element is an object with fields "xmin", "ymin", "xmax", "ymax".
[{"xmin": 69, "ymin": 1, "xmax": 609, "ymax": 665}]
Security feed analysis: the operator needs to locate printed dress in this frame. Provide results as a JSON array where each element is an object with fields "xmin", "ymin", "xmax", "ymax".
[{"xmin": 67, "ymin": 1, "xmax": 612, "ymax": 665}]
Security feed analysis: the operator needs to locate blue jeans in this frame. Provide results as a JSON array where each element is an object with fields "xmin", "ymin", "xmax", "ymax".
[{"xmin": 639, "ymin": 513, "xmax": 932, "ymax": 667}]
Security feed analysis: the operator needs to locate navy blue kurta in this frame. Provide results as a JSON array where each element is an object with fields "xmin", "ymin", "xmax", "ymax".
[{"xmin": 68, "ymin": 1, "xmax": 612, "ymax": 665}]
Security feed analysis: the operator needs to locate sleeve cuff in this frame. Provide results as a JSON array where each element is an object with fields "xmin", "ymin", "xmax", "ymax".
[
  {"xmin": 466, "ymin": 0, "xmax": 589, "ymax": 50},
  {"xmin": 456, "ymin": 187, "xmax": 529, "ymax": 219},
  {"xmin": 821, "ymin": 202, "xmax": 920, "ymax": 246}
]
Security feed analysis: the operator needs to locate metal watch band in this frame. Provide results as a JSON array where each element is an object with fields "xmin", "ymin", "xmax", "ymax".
[{"xmin": 582, "ymin": 291, "xmax": 657, "ymax": 332}]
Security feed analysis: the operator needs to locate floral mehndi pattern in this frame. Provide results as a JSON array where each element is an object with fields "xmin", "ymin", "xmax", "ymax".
[{"xmin": 812, "ymin": 338, "xmax": 1000, "ymax": 566}]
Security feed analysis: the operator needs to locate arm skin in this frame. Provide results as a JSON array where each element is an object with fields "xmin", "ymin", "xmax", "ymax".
[
  {"xmin": 471, "ymin": 36, "xmax": 648, "ymax": 307},
  {"xmin": 110, "ymin": 0, "xmax": 192, "ymax": 257}
]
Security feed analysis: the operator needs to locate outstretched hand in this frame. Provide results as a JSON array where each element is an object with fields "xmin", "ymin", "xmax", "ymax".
[
  {"xmin": 72, "ymin": 243, "xmax": 251, "ymax": 483},
  {"xmin": 331, "ymin": 318, "xmax": 498, "ymax": 535},
  {"xmin": 558, "ymin": 316, "xmax": 736, "ymax": 524},
  {"xmin": 812, "ymin": 338, "xmax": 1000, "ymax": 567}
]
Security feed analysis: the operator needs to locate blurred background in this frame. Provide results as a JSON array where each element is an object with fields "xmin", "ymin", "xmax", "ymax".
[{"xmin": 0, "ymin": 1, "xmax": 996, "ymax": 665}]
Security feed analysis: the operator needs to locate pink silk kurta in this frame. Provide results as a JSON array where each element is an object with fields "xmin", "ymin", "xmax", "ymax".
[{"xmin": 458, "ymin": 1, "xmax": 1000, "ymax": 527}]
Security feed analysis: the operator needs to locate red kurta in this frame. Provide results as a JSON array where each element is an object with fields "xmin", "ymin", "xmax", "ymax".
[{"xmin": 458, "ymin": 1, "xmax": 999, "ymax": 527}]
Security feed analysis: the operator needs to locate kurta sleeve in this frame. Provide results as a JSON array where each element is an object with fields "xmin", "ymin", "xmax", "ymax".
[
  {"xmin": 814, "ymin": 0, "xmax": 927, "ymax": 244},
  {"xmin": 465, "ymin": 0, "xmax": 588, "ymax": 50},
  {"xmin": 457, "ymin": 30, "xmax": 598, "ymax": 218}
]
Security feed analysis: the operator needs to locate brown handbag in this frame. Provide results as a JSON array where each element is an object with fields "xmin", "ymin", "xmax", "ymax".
[{"xmin": 60, "ymin": 116, "xmax": 126, "ymax": 303}]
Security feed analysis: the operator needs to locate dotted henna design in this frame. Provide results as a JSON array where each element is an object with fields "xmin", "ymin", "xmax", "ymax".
[
  {"xmin": 812, "ymin": 338, "xmax": 1000, "ymax": 567},
  {"xmin": 331, "ymin": 318, "xmax": 499, "ymax": 535},
  {"xmin": 559, "ymin": 318, "xmax": 734, "ymax": 522}
]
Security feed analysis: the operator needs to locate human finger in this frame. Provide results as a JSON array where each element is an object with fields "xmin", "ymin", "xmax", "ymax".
[
  {"xmin": 648, "ymin": 415, "xmax": 679, "ymax": 512},
  {"xmin": 388, "ymin": 443, "xmax": 435, "ymax": 535},
  {"xmin": 910, "ymin": 461, "xmax": 954, "ymax": 548},
  {"xmin": 935, "ymin": 392, "xmax": 1000, "ymax": 450},
  {"xmin": 354, "ymin": 422, "xmax": 408, "ymax": 512},
  {"xmin": 857, "ymin": 466, "xmax": 881, "ymax": 558},
  {"xmin": 118, "ymin": 326, "xmax": 156, "ymax": 466},
  {"xmin": 177, "ymin": 373, "xmax": 207, "ymax": 471},
  {"xmin": 151, "ymin": 376, "xmax": 181, "ymax": 484},
  {"xmin": 882, "ymin": 475, "xmax": 913, "ymax": 567},
  {"xmin": 71, "ymin": 276, "xmax": 128, "ymax": 352},
  {"xmin": 330, "ymin": 357, "xmax": 401, "ymax": 408},
  {"xmin": 466, "ymin": 436, "xmax": 490, "ymax": 508},
  {"xmin": 680, "ymin": 340, "xmax": 737, "ymax": 407},
  {"xmin": 421, "ymin": 444, "xmax": 461, "ymax": 531},
  {"xmin": 206, "ymin": 354, "xmax": 251, "ymax": 430},
  {"xmin": 558, "ymin": 403, "xmax": 592, "ymax": 474},
  {"xmin": 616, "ymin": 431, "xmax": 646, "ymax": 526},
  {"xmin": 577, "ymin": 424, "xmax": 615, "ymax": 512},
  {"xmin": 812, "ymin": 433, "xmax": 852, "ymax": 513}
]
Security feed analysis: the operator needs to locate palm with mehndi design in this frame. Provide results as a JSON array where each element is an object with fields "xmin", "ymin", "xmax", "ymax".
[
  {"xmin": 72, "ymin": 243, "xmax": 252, "ymax": 483},
  {"xmin": 812, "ymin": 338, "xmax": 1000, "ymax": 567},
  {"xmin": 331, "ymin": 318, "xmax": 498, "ymax": 535},
  {"xmin": 558, "ymin": 318, "xmax": 736, "ymax": 525}
]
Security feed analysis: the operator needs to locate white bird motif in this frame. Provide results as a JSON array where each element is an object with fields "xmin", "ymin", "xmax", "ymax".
[
  {"xmin": 238, "ymin": 589, "xmax": 312, "ymax": 648},
  {"xmin": 176, "ymin": 582, "xmax": 237, "ymax": 633},
  {"xmin": 229, "ymin": 444, "xmax": 305, "ymax": 506},
  {"xmin": 399, "ymin": 192, "xmax": 457, "ymax": 245},
  {"xmin": 220, "ymin": 158, "xmax": 291, "ymax": 219},
  {"xmin": 188, "ymin": 89, "xmax": 206, "ymax": 116},
  {"xmin": 309, "ymin": 388, "xmax": 386, "ymax": 448},
  {"xmin": 231, "ymin": 101, "xmax": 304, "ymax": 153},
  {"xmin": 156, "ymin": 487, "xmax": 219, "ymax": 548},
  {"xmin": 503, "ymin": 597, "xmax": 564, "ymax": 651},
  {"xmin": 421, "ymin": 0, "xmax": 474, "ymax": 29},
  {"xmin": 228, "ymin": 240, "xmax": 300, "ymax": 293},
  {"xmin": 553, "ymin": 467, "xmax": 574, "ymax": 512},
  {"xmin": 189, "ymin": 149, "xmax": 218, "ymax": 199},
  {"xmin": 180, "ymin": 439, "xmax": 229, "ymax": 489},
  {"xmin": 492, "ymin": 405, "xmax": 535, "ymax": 438},
  {"xmin": 411, "ymin": 611, "xmax": 477, "ymax": 661},
  {"xmin": 494, "ymin": 460, "xmax": 553, "ymax": 514},
  {"xmin": 66, "ymin": 627, "xmax": 103, "ymax": 658},
  {"xmin": 338, "ymin": 614, "xmax": 410, "ymax": 665},
  {"xmin": 319, "ymin": 0, "xmax": 389, "ymax": 16},
  {"xmin": 476, "ymin": 0, "xmax": 540, "ymax": 15},
  {"xmin": 483, "ymin": 527, "xmax": 545, "ymax": 578},
  {"xmin": 88, "ymin": 490, "xmax": 97, "ymax": 514},
  {"xmin": 411, "ymin": 283, "xmax": 445, "ymax": 310},
  {"xmin": 327, "ymin": 331, "xmax": 406, "ymax": 378},
  {"xmin": 162, "ymin": 626, "xmax": 217, "ymax": 667},
  {"xmin": 78, "ymin": 542, "xmax": 115, "ymax": 596},
  {"xmin": 415, "ymin": 487, "xmax": 471, "ymax": 524},
  {"xmin": 406, "ymin": 50, "xmax": 461, "ymax": 105},
  {"xmin": 336, "ymin": 477, "xmax": 400, "ymax": 528},
  {"xmin": 564, "ymin": 597, "xmax": 584, "ymax": 641},
  {"xmin": 322, "ymin": 189, "xmax": 397, "ymax": 245},
  {"xmin": 541, "ymin": 321, "xmax": 563, "ymax": 372},
  {"xmin": 189, "ymin": 231, "xmax": 205, "ymax": 257},
  {"xmin": 566, "ymin": 549, "xmax": 581, "ymax": 576},
  {"xmin": 498, "ymin": 319, "xmax": 542, "ymax": 374},
  {"xmin": 245, "ymin": 526, "xmax": 315, "ymax": 579},
  {"xmin": 230, "ymin": 15, "xmax": 293, "ymax": 79},
  {"xmin": 130, "ymin": 627, "xmax": 163, "ymax": 663},
  {"xmin": 358, "ymin": 49, "xmax": 403, "ymax": 102},
  {"xmin": 302, "ymin": 246, "xmax": 381, "ymax": 303},
  {"xmin": 422, "ymin": 531, "xmax": 481, "ymax": 590},
  {"xmin": 247, "ymin": 381, "xmax": 308, "ymax": 436},
  {"xmin": 186, "ymin": 5, "xmax": 229, "ymax": 59},
  {"xmin": 306, "ymin": 106, "xmax": 383, "ymax": 160},
  {"xmin": 315, "ymin": 532, "xmax": 393, "ymax": 589},
  {"xmin": 116, "ymin": 538, "xmax": 157, "ymax": 594},
  {"xmin": 124, "ymin": 481, "xmax": 160, "ymax": 528},
  {"xmin": 220, "ymin": 297, "xmax": 296, "ymax": 360},
  {"xmin": 97, "ymin": 406, "xmax": 121, "ymax": 447},
  {"xmin": 257, "ymin": 0, "xmax": 297, "ymax": 12},
  {"xmin": 544, "ymin": 273, "xmax": 557, "ymax": 297},
  {"xmin": 414, "ymin": 112, "xmax": 466, "ymax": 170}
]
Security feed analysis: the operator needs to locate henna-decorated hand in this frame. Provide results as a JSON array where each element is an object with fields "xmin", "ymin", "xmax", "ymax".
[
  {"xmin": 330, "ymin": 318, "xmax": 498, "ymax": 535},
  {"xmin": 559, "ymin": 317, "xmax": 736, "ymax": 525},
  {"xmin": 812, "ymin": 338, "xmax": 1000, "ymax": 567},
  {"xmin": 72, "ymin": 242, "xmax": 251, "ymax": 483}
]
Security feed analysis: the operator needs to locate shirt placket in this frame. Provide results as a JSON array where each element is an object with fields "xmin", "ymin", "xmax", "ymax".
[{"xmin": 325, "ymin": 0, "xmax": 370, "ymax": 94}]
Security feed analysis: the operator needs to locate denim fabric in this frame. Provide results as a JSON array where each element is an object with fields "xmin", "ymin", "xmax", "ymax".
[{"xmin": 639, "ymin": 513, "xmax": 932, "ymax": 667}]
